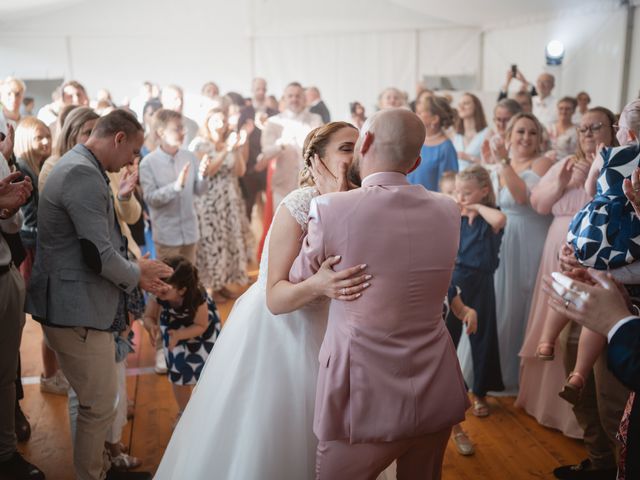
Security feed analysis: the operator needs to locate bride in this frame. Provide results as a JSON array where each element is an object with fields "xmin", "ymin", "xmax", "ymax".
[{"xmin": 154, "ymin": 122, "xmax": 370, "ymax": 479}]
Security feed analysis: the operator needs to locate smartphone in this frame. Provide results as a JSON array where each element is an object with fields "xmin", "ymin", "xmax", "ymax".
[{"xmin": 511, "ymin": 64, "xmax": 517, "ymax": 76}]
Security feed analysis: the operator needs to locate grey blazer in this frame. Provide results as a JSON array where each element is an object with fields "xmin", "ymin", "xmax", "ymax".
[{"xmin": 26, "ymin": 145, "xmax": 140, "ymax": 330}]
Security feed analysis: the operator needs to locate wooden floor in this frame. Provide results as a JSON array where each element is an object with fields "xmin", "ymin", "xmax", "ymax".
[{"xmin": 17, "ymin": 293, "xmax": 586, "ymax": 479}]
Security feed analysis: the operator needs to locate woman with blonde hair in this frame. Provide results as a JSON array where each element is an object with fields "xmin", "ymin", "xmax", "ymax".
[
  {"xmin": 14, "ymin": 117, "xmax": 51, "ymax": 283},
  {"xmin": 155, "ymin": 121, "xmax": 372, "ymax": 479},
  {"xmin": 38, "ymin": 106, "xmax": 99, "ymax": 189},
  {"xmin": 408, "ymin": 95, "xmax": 459, "ymax": 191},
  {"xmin": 516, "ymin": 106, "xmax": 618, "ymax": 438},
  {"xmin": 487, "ymin": 112, "xmax": 554, "ymax": 392}
]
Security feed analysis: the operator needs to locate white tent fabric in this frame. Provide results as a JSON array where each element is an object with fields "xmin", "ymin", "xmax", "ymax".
[{"xmin": 0, "ymin": 0, "xmax": 637, "ymax": 116}]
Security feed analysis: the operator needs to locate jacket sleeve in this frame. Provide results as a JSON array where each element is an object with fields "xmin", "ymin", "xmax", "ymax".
[
  {"xmin": 608, "ymin": 318, "xmax": 640, "ymax": 392},
  {"xmin": 289, "ymin": 198, "xmax": 326, "ymax": 283},
  {"xmin": 61, "ymin": 164, "xmax": 140, "ymax": 292}
]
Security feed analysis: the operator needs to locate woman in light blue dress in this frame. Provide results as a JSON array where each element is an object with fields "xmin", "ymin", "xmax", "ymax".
[
  {"xmin": 458, "ymin": 112, "xmax": 553, "ymax": 393},
  {"xmin": 452, "ymin": 93, "xmax": 489, "ymax": 170}
]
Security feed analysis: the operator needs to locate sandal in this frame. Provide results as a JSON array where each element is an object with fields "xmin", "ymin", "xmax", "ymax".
[
  {"xmin": 558, "ymin": 372, "xmax": 585, "ymax": 405},
  {"xmin": 453, "ymin": 431, "xmax": 475, "ymax": 456},
  {"xmin": 535, "ymin": 342, "xmax": 555, "ymax": 361},
  {"xmin": 110, "ymin": 452, "xmax": 142, "ymax": 471},
  {"xmin": 472, "ymin": 399, "xmax": 490, "ymax": 417}
]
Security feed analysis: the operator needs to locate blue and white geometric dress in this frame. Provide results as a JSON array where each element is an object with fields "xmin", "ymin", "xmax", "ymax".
[
  {"xmin": 159, "ymin": 293, "xmax": 221, "ymax": 385},
  {"xmin": 568, "ymin": 144, "xmax": 640, "ymax": 270}
]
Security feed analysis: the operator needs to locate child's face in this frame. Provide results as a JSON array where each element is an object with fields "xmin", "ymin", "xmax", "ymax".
[
  {"xmin": 439, "ymin": 179, "xmax": 456, "ymax": 198},
  {"xmin": 455, "ymin": 178, "xmax": 487, "ymax": 206},
  {"xmin": 156, "ymin": 283, "xmax": 186, "ymax": 304},
  {"xmin": 160, "ymin": 119, "xmax": 185, "ymax": 148}
]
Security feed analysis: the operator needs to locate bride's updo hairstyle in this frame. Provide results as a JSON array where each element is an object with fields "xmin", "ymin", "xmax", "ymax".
[{"xmin": 299, "ymin": 121, "xmax": 358, "ymax": 188}]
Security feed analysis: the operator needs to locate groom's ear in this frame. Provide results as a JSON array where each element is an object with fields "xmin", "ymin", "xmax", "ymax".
[
  {"xmin": 406, "ymin": 156, "xmax": 421, "ymax": 174},
  {"xmin": 360, "ymin": 131, "xmax": 374, "ymax": 155}
]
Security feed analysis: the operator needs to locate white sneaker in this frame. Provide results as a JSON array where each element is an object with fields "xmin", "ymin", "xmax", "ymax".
[
  {"xmin": 40, "ymin": 370, "xmax": 70, "ymax": 395},
  {"xmin": 154, "ymin": 349, "xmax": 168, "ymax": 375}
]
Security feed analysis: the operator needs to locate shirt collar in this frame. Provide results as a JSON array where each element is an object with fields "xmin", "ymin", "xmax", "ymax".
[{"xmin": 361, "ymin": 171, "xmax": 409, "ymax": 188}]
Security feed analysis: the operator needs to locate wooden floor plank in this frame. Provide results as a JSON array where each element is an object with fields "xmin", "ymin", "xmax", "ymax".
[{"xmin": 17, "ymin": 293, "xmax": 587, "ymax": 479}]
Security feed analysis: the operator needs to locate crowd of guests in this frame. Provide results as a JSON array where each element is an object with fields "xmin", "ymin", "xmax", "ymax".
[{"xmin": 0, "ymin": 67, "xmax": 639, "ymax": 480}]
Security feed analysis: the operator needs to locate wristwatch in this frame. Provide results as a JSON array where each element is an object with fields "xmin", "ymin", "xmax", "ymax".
[{"xmin": 500, "ymin": 157, "xmax": 511, "ymax": 166}]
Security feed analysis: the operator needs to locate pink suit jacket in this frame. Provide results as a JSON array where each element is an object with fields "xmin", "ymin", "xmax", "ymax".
[{"xmin": 290, "ymin": 171, "xmax": 470, "ymax": 443}]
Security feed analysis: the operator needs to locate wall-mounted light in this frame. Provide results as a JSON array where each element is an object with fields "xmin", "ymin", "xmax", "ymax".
[{"xmin": 545, "ymin": 40, "xmax": 565, "ymax": 66}]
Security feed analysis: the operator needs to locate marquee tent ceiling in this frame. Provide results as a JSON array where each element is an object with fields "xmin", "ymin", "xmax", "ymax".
[{"xmin": 0, "ymin": 0, "xmax": 626, "ymax": 31}]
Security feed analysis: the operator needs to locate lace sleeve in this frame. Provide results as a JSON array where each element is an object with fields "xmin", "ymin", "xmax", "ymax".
[{"xmin": 281, "ymin": 187, "xmax": 319, "ymax": 233}]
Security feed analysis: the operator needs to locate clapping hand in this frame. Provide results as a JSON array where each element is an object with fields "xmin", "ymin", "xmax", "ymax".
[
  {"xmin": 199, "ymin": 155, "xmax": 211, "ymax": 178},
  {"xmin": 138, "ymin": 253, "xmax": 173, "ymax": 296},
  {"xmin": 623, "ymin": 167, "xmax": 640, "ymax": 217},
  {"xmin": 0, "ymin": 124, "xmax": 15, "ymax": 160},
  {"xmin": 118, "ymin": 158, "xmax": 139, "ymax": 199},
  {"xmin": 490, "ymin": 135, "xmax": 508, "ymax": 161},
  {"xmin": 309, "ymin": 154, "xmax": 348, "ymax": 194},
  {"xmin": 177, "ymin": 163, "xmax": 190, "ymax": 187},
  {"xmin": 542, "ymin": 269, "xmax": 632, "ymax": 336},
  {"xmin": 557, "ymin": 157, "xmax": 574, "ymax": 188},
  {"xmin": 0, "ymin": 172, "xmax": 32, "ymax": 218}
]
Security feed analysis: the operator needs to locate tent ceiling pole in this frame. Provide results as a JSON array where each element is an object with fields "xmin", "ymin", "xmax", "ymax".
[{"xmin": 620, "ymin": 0, "xmax": 636, "ymax": 109}]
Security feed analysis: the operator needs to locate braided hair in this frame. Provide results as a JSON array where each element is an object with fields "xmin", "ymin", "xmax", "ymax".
[{"xmin": 299, "ymin": 121, "xmax": 358, "ymax": 187}]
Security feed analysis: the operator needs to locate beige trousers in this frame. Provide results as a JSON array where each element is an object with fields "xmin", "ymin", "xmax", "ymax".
[
  {"xmin": 0, "ymin": 266, "xmax": 25, "ymax": 461},
  {"xmin": 44, "ymin": 326, "xmax": 117, "ymax": 480}
]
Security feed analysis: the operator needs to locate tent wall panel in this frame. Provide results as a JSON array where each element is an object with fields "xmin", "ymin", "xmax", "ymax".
[{"xmin": 482, "ymin": 8, "xmax": 627, "ymax": 112}]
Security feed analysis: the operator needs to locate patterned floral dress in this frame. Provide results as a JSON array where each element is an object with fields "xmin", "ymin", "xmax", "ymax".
[
  {"xmin": 158, "ymin": 292, "xmax": 221, "ymax": 385},
  {"xmin": 189, "ymin": 137, "xmax": 251, "ymax": 291}
]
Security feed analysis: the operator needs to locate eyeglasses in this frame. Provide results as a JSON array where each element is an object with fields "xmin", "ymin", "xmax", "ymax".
[{"xmin": 577, "ymin": 122, "xmax": 610, "ymax": 134}]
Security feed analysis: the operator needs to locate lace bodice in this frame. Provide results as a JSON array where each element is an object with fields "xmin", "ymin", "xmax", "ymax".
[{"xmin": 256, "ymin": 187, "xmax": 319, "ymax": 288}]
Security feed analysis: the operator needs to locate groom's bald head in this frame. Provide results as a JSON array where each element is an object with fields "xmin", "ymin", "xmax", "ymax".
[{"xmin": 356, "ymin": 108, "xmax": 425, "ymax": 175}]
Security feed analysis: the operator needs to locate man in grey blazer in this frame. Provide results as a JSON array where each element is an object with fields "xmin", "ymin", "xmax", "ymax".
[{"xmin": 26, "ymin": 109, "xmax": 172, "ymax": 480}]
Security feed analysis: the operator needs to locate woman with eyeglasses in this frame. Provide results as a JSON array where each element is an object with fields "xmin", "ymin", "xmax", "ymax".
[{"xmin": 515, "ymin": 107, "xmax": 618, "ymax": 438}]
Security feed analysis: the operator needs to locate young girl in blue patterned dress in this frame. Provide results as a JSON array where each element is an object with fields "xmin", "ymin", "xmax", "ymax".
[
  {"xmin": 538, "ymin": 99, "xmax": 640, "ymax": 404},
  {"xmin": 143, "ymin": 256, "xmax": 221, "ymax": 416}
]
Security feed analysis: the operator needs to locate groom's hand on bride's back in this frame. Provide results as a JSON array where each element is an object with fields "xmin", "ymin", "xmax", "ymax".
[{"xmin": 313, "ymin": 255, "xmax": 372, "ymax": 301}]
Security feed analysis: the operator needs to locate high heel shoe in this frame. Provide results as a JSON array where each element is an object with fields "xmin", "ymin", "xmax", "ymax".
[
  {"xmin": 535, "ymin": 342, "xmax": 555, "ymax": 361},
  {"xmin": 558, "ymin": 372, "xmax": 585, "ymax": 405}
]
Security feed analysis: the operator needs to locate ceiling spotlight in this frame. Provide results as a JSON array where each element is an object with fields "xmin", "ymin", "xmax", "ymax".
[{"xmin": 545, "ymin": 40, "xmax": 565, "ymax": 65}]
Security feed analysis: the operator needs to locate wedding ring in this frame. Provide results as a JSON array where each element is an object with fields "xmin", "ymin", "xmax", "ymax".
[
  {"xmin": 341, "ymin": 288, "xmax": 347, "ymax": 295},
  {"xmin": 564, "ymin": 299, "xmax": 570, "ymax": 309}
]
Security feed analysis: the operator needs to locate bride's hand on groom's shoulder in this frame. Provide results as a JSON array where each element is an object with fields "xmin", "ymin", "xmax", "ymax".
[
  {"xmin": 309, "ymin": 155, "xmax": 349, "ymax": 194},
  {"xmin": 312, "ymin": 256, "xmax": 372, "ymax": 301}
]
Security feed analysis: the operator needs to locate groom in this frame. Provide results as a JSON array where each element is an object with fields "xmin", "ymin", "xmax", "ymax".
[{"xmin": 290, "ymin": 108, "xmax": 470, "ymax": 479}]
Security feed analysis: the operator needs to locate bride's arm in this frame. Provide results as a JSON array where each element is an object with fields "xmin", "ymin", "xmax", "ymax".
[{"xmin": 266, "ymin": 207, "xmax": 370, "ymax": 315}]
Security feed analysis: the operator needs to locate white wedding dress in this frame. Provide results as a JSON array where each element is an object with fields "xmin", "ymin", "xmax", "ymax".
[{"xmin": 154, "ymin": 187, "xmax": 328, "ymax": 479}]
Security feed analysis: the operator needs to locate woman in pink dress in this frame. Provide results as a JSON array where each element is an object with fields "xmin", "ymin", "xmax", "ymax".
[{"xmin": 516, "ymin": 107, "xmax": 618, "ymax": 437}]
